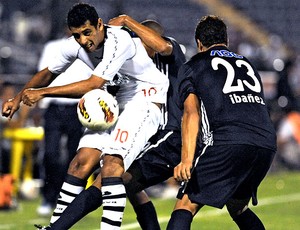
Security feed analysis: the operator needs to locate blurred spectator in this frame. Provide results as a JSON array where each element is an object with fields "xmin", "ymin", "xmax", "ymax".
[
  {"xmin": 260, "ymin": 71, "xmax": 281, "ymax": 125},
  {"xmin": 277, "ymin": 59, "xmax": 299, "ymax": 111},
  {"xmin": 0, "ymin": 81, "xmax": 33, "ymax": 174},
  {"xmin": 277, "ymin": 109, "xmax": 300, "ymax": 170},
  {"xmin": 286, "ymin": 56, "xmax": 300, "ymax": 109},
  {"xmin": 275, "ymin": 56, "xmax": 300, "ymax": 169}
]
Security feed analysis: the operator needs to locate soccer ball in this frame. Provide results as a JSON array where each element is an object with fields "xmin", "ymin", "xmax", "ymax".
[{"xmin": 77, "ymin": 89, "xmax": 119, "ymax": 130}]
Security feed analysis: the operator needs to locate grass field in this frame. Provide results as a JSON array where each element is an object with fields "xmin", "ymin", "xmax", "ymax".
[{"xmin": 1, "ymin": 170, "xmax": 300, "ymax": 229}]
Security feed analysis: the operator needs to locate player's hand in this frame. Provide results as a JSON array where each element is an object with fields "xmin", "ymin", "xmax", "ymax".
[
  {"xmin": 173, "ymin": 160, "xmax": 193, "ymax": 182},
  {"xmin": 108, "ymin": 15, "xmax": 127, "ymax": 26},
  {"xmin": 2, "ymin": 98, "xmax": 20, "ymax": 119},
  {"xmin": 22, "ymin": 88, "xmax": 43, "ymax": 106}
]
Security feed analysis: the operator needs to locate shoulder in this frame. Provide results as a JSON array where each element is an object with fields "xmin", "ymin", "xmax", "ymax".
[
  {"xmin": 159, "ymin": 36, "xmax": 186, "ymax": 62},
  {"xmin": 163, "ymin": 36, "xmax": 181, "ymax": 51},
  {"xmin": 163, "ymin": 36, "xmax": 178, "ymax": 45},
  {"xmin": 105, "ymin": 26, "xmax": 135, "ymax": 47},
  {"xmin": 104, "ymin": 26, "xmax": 137, "ymax": 56},
  {"xmin": 60, "ymin": 36, "xmax": 81, "ymax": 52},
  {"xmin": 186, "ymin": 53, "xmax": 203, "ymax": 66},
  {"xmin": 106, "ymin": 25, "xmax": 133, "ymax": 39}
]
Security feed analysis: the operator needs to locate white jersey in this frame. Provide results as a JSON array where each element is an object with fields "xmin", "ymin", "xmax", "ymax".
[
  {"xmin": 48, "ymin": 25, "xmax": 169, "ymax": 171},
  {"xmin": 38, "ymin": 38, "xmax": 92, "ymax": 107},
  {"xmin": 48, "ymin": 25, "xmax": 169, "ymax": 105}
]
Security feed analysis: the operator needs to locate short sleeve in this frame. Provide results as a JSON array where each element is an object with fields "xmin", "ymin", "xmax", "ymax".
[{"xmin": 177, "ymin": 64, "xmax": 197, "ymax": 109}]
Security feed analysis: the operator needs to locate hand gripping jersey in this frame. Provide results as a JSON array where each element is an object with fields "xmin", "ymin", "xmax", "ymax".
[
  {"xmin": 48, "ymin": 25, "xmax": 169, "ymax": 107},
  {"xmin": 178, "ymin": 46, "xmax": 277, "ymax": 151}
]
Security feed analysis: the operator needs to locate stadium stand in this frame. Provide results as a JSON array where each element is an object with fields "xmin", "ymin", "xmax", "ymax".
[{"xmin": 1, "ymin": 0, "xmax": 299, "ymax": 77}]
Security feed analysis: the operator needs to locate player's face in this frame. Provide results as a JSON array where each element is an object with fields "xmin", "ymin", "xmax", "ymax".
[{"xmin": 70, "ymin": 19, "xmax": 105, "ymax": 52}]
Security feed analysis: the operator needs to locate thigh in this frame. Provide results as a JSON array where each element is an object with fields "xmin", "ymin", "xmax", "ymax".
[
  {"xmin": 104, "ymin": 101, "xmax": 162, "ymax": 171},
  {"xmin": 183, "ymin": 145, "xmax": 274, "ymax": 209},
  {"xmin": 44, "ymin": 106, "xmax": 62, "ymax": 152},
  {"xmin": 126, "ymin": 130, "xmax": 181, "ymax": 192},
  {"xmin": 232, "ymin": 147, "xmax": 275, "ymax": 204}
]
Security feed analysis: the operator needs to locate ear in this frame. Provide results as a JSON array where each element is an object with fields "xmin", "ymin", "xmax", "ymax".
[
  {"xmin": 98, "ymin": 18, "xmax": 103, "ymax": 29},
  {"xmin": 197, "ymin": 39, "xmax": 203, "ymax": 52}
]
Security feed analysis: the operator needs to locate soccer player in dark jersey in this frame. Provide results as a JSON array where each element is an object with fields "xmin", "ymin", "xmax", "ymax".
[
  {"xmin": 166, "ymin": 15, "xmax": 277, "ymax": 230},
  {"xmin": 34, "ymin": 16, "xmax": 186, "ymax": 230},
  {"xmin": 110, "ymin": 15, "xmax": 187, "ymax": 229}
]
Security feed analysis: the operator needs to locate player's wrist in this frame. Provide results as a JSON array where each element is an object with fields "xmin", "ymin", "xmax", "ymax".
[{"xmin": 123, "ymin": 15, "xmax": 134, "ymax": 27}]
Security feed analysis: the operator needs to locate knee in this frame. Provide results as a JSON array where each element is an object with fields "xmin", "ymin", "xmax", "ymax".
[
  {"xmin": 101, "ymin": 155, "xmax": 124, "ymax": 177},
  {"xmin": 174, "ymin": 194, "xmax": 200, "ymax": 216},
  {"xmin": 226, "ymin": 199, "xmax": 249, "ymax": 219},
  {"xmin": 68, "ymin": 158, "xmax": 81, "ymax": 173},
  {"xmin": 67, "ymin": 152, "xmax": 95, "ymax": 178},
  {"xmin": 123, "ymin": 172, "xmax": 144, "ymax": 195},
  {"xmin": 122, "ymin": 172, "xmax": 132, "ymax": 185}
]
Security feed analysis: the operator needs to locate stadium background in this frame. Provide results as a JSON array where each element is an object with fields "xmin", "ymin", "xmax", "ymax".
[{"xmin": 1, "ymin": 0, "xmax": 300, "ymax": 229}]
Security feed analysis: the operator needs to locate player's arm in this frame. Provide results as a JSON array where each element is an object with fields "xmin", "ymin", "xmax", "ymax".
[
  {"xmin": 2, "ymin": 68, "xmax": 57, "ymax": 119},
  {"xmin": 174, "ymin": 93, "xmax": 200, "ymax": 182},
  {"xmin": 109, "ymin": 15, "xmax": 173, "ymax": 56},
  {"xmin": 21, "ymin": 74, "xmax": 107, "ymax": 106}
]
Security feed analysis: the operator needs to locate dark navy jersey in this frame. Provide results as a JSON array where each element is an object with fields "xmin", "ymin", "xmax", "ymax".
[
  {"xmin": 178, "ymin": 46, "xmax": 277, "ymax": 151},
  {"xmin": 154, "ymin": 37, "xmax": 186, "ymax": 131}
]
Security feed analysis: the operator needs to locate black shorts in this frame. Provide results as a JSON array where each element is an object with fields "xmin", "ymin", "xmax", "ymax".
[
  {"xmin": 179, "ymin": 144, "xmax": 275, "ymax": 209},
  {"xmin": 125, "ymin": 130, "xmax": 182, "ymax": 193}
]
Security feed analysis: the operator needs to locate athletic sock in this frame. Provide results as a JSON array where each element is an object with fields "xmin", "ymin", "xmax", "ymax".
[
  {"xmin": 134, "ymin": 201, "xmax": 160, "ymax": 230},
  {"xmin": 50, "ymin": 186, "xmax": 102, "ymax": 230},
  {"xmin": 101, "ymin": 177, "xmax": 126, "ymax": 230},
  {"xmin": 166, "ymin": 209, "xmax": 193, "ymax": 230},
  {"xmin": 50, "ymin": 174, "xmax": 87, "ymax": 224},
  {"xmin": 233, "ymin": 208, "xmax": 265, "ymax": 230}
]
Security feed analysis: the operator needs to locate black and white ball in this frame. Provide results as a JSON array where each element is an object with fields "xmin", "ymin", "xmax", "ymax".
[{"xmin": 77, "ymin": 89, "xmax": 119, "ymax": 130}]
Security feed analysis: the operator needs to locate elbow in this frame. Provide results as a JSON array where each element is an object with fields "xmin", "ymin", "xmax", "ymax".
[
  {"xmin": 87, "ymin": 75, "xmax": 106, "ymax": 90},
  {"xmin": 159, "ymin": 43, "xmax": 173, "ymax": 56}
]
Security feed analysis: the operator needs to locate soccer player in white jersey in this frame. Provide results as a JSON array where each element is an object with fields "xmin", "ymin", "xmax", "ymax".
[
  {"xmin": 2, "ymin": 3, "xmax": 168, "ymax": 230},
  {"xmin": 33, "ymin": 17, "xmax": 186, "ymax": 230}
]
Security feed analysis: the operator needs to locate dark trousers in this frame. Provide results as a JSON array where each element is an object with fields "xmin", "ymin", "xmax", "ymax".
[{"xmin": 41, "ymin": 103, "xmax": 83, "ymax": 206}]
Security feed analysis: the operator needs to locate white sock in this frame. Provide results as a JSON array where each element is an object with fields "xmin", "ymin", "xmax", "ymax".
[{"xmin": 100, "ymin": 177, "xmax": 126, "ymax": 230}]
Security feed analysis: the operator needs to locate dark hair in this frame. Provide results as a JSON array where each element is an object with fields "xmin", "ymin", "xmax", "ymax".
[
  {"xmin": 195, "ymin": 15, "xmax": 228, "ymax": 47},
  {"xmin": 67, "ymin": 3, "xmax": 99, "ymax": 29},
  {"xmin": 141, "ymin": 19, "xmax": 164, "ymax": 35}
]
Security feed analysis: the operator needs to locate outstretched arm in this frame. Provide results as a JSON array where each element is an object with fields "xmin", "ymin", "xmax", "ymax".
[
  {"xmin": 2, "ymin": 68, "xmax": 56, "ymax": 119},
  {"xmin": 109, "ymin": 15, "xmax": 173, "ymax": 56},
  {"xmin": 22, "ymin": 74, "xmax": 107, "ymax": 106}
]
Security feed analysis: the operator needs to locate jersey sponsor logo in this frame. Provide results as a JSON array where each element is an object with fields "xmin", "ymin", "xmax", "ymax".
[{"xmin": 210, "ymin": 49, "xmax": 243, "ymax": 59}]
